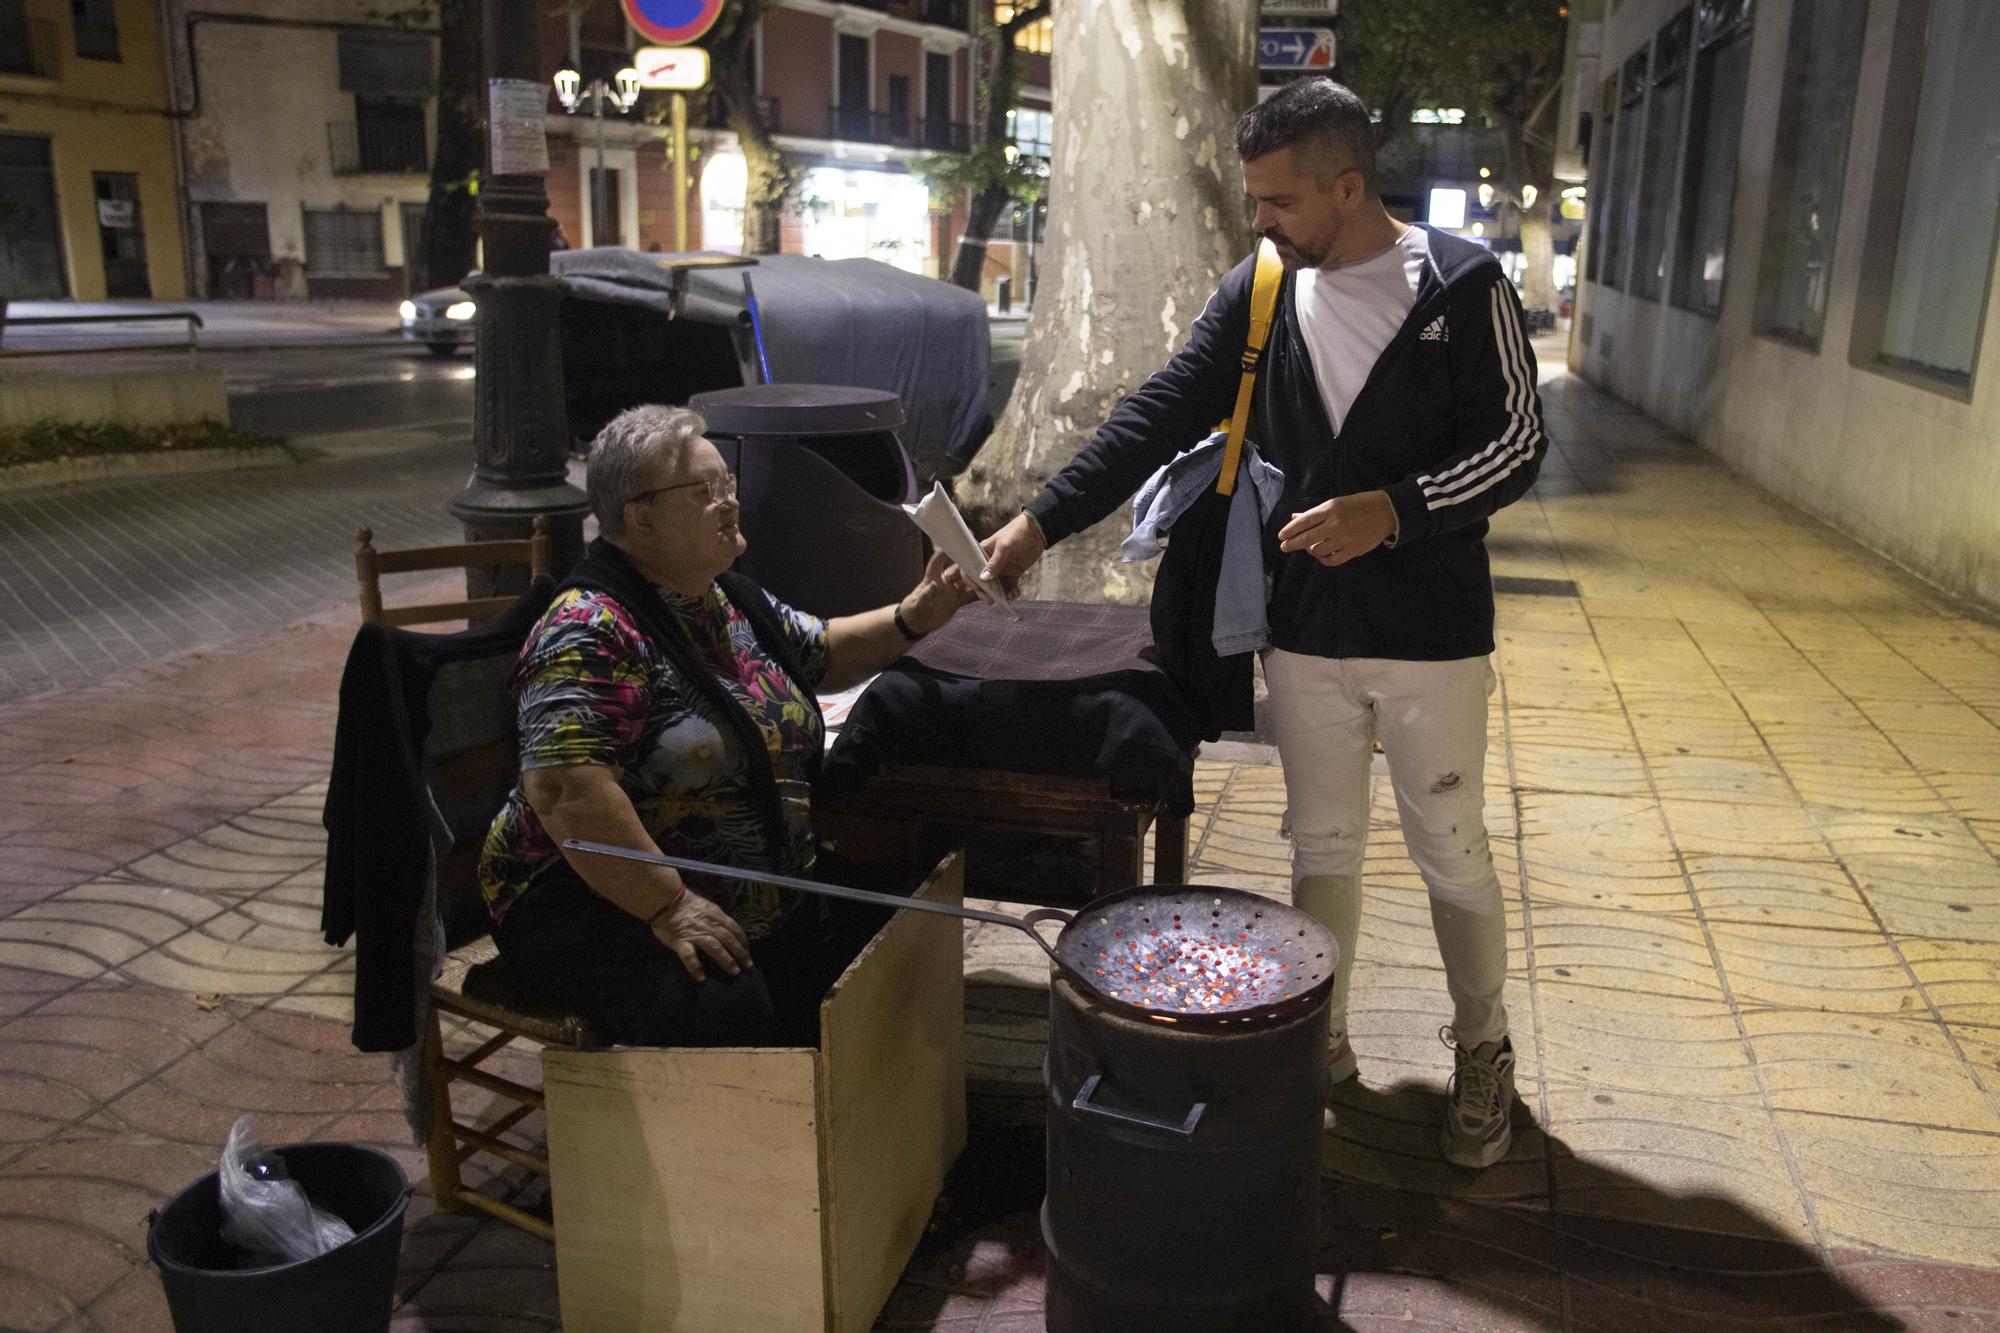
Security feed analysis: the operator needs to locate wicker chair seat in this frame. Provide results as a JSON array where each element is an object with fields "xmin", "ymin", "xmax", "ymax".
[{"xmin": 433, "ymin": 937, "xmax": 607, "ymax": 1050}]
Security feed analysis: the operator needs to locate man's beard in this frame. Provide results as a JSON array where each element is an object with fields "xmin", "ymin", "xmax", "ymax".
[{"xmin": 1264, "ymin": 231, "xmax": 1325, "ymax": 269}]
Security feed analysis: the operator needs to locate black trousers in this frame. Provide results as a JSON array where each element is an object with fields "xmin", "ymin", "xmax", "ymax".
[{"xmin": 493, "ymin": 860, "xmax": 890, "ymax": 1049}]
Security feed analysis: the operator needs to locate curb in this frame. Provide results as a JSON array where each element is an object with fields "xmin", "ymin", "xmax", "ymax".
[{"xmin": 0, "ymin": 444, "xmax": 300, "ymax": 494}]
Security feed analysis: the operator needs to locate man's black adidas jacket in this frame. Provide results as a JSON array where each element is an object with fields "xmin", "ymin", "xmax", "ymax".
[{"xmin": 1026, "ymin": 224, "xmax": 1547, "ymax": 662}]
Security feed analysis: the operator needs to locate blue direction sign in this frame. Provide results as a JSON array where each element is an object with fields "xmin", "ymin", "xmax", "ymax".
[
  {"xmin": 621, "ymin": 0, "xmax": 724, "ymax": 46},
  {"xmin": 1258, "ymin": 27, "xmax": 1336, "ymax": 70}
]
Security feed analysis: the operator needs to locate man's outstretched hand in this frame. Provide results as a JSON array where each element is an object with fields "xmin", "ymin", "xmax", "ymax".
[
  {"xmin": 1276, "ymin": 490, "xmax": 1398, "ymax": 567},
  {"xmin": 974, "ymin": 512, "xmax": 1047, "ymax": 600}
]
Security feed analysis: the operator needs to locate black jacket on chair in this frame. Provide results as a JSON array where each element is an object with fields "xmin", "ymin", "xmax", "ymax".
[{"xmin": 321, "ymin": 579, "xmax": 555, "ymax": 1053}]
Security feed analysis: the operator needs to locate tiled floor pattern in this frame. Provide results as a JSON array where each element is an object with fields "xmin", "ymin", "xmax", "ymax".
[{"xmin": 1, "ymin": 366, "xmax": 1998, "ymax": 1327}]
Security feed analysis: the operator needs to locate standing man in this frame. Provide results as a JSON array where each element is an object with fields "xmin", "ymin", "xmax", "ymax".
[{"xmin": 978, "ymin": 78, "xmax": 1546, "ymax": 1168}]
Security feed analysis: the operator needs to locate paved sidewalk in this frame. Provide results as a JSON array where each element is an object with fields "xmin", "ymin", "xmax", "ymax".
[
  {"xmin": 1, "ymin": 363, "xmax": 1998, "ymax": 1330},
  {"xmin": 2, "ymin": 300, "xmax": 400, "ymax": 355}
]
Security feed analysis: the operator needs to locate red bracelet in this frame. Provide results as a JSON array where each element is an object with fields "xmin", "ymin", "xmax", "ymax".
[{"xmin": 646, "ymin": 884, "xmax": 686, "ymax": 927}]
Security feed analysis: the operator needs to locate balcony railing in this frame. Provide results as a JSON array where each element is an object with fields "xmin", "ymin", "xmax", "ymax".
[
  {"xmin": 327, "ymin": 119, "xmax": 429, "ymax": 176},
  {"xmin": 918, "ymin": 119, "xmax": 971, "ymax": 152},
  {"xmin": 828, "ymin": 105, "xmax": 904, "ymax": 145},
  {"xmin": 0, "ymin": 19, "xmax": 60, "ymax": 78},
  {"xmin": 704, "ymin": 93, "xmax": 782, "ymax": 135},
  {"xmin": 920, "ymin": 0, "xmax": 969, "ymax": 28}
]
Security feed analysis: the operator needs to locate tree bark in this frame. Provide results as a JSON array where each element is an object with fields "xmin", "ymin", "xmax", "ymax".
[
  {"xmin": 417, "ymin": 0, "xmax": 482, "ymax": 291},
  {"xmin": 959, "ymin": 0, "xmax": 1256, "ymax": 606},
  {"xmin": 709, "ymin": 0, "xmax": 790, "ymax": 254},
  {"xmin": 951, "ymin": 183, "xmax": 1011, "ymax": 290},
  {"xmin": 1497, "ymin": 112, "xmax": 1556, "ymax": 309}
]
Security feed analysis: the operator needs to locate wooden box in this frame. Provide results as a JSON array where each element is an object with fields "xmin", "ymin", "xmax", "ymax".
[{"xmin": 543, "ymin": 853, "xmax": 968, "ymax": 1333}]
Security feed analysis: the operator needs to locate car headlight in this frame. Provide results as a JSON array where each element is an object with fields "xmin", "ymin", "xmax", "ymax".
[
  {"xmin": 445, "ymin": 301, "xmax": 476, "ymax": 321},
  {"xmin": 398, "ymin": 300, "xmax": 417, "ymax": 320}
]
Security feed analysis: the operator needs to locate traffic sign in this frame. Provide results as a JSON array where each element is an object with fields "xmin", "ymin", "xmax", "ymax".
[
  {"xmin": 1258, "ymin": 27, "xmax": 1335, "ymax": 69},
  {"xmin": 620, "ymin": 0, "xmax": 724, "ymax": 47},
  {"xmin": 635, "ymin": 45, "xmax": 710, "ymax": 89},
  {"xmin": 1262, "ymin": 0, "xmax": 1336, "ymax": 14}
]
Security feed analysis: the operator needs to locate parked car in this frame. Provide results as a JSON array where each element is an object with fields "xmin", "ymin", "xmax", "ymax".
[{"xmin": 399, "ymin": 286, "xmax": 477, "ymax": 355}]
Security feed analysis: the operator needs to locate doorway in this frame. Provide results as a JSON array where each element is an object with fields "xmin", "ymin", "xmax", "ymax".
[
  {"xmin": 0, "ymin": 134, "xmax": 68, "ymax": 298},
  {"xmin": 93, "ymin": 172, "xmax": 150, "ymax": 298},
  {"xmin": 199, "ymin": 201, "xmax": 271, "ymax": 299},
  {"xmin": 587, "ymin": 166, "xmax": 626, "ymax": 248}
]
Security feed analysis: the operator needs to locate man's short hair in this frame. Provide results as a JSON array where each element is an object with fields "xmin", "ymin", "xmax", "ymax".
[
  {"xmin": 587, "ymin": 404, "xmax": 707, "ymax": 539},
  {"xmin": 1235, "ymin": 77, "xmax": 1378, "ymax": 197}
]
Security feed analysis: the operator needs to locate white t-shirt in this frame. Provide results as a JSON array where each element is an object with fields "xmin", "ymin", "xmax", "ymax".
[{"xmin": 1292, "ymin": 226, "xmax": 1430, "ymax": 435}]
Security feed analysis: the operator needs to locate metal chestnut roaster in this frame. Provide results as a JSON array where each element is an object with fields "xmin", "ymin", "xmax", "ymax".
[{"xmin": 567, "ymin": 841, "xmax": 1337, "ymax": 1332}]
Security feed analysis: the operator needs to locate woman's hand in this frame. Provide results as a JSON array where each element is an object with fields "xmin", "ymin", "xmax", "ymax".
[
  {"xmin": 648, "ymin": 887, "xmax": 755, "ymax": 981},
  {"xmin": 901, "ymin": 549, "xmax": 980, "ymax": 635}
]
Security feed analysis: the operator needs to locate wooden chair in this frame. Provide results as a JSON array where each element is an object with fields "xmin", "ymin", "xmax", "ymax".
[
  {"xmin": 355, "ymin": 515, "xmax": 553, "ymax": 628},
  {"xmin": 351, "ymin": 517, "xmax": 600, "ymax": 1242}
]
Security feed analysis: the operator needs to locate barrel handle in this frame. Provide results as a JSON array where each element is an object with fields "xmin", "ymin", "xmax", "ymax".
[{"xmin": 1071, "ymin": 1074, "xmax": 1206, "ymax": 1139}]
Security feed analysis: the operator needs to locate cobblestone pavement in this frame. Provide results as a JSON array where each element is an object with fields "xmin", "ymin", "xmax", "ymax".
[
  {"xmin": 1, "ymin": 362, "xmax": 1999, "ymax": 1330},
  {"xmin": 0, "ymin": 438, "xmax": 476, "ymax": 704}
]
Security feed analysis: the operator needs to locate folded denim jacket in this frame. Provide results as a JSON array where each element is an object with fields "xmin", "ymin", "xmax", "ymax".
[{"xmin": 1121, "ymin": 432, "xmax": 1285, "ymax": 657}]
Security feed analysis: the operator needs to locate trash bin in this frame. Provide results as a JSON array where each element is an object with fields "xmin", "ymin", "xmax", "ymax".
[
  {"xmin": 692, "ymin": 383, "xmax": 926, "ymax": 618},
  {"xmin": 147, "ymin": 1142, "xmax": 409, "ymax": 1333},
  {"xmin": 995, "ymin": 276, "xmax": 1012, "ymax": 314}
]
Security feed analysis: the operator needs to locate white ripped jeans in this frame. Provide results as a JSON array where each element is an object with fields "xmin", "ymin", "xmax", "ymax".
[{"xmin": 1261, "ymin": 649, "xmax": 1509, "ymax": 1047}]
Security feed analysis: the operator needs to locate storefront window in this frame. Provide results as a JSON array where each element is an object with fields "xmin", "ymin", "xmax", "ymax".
[
  {"xmin": 700, "ymin": 151, "xmax": 747, "ymax": 254},
  {"xmin": 1753, "ymin": 0, "xmax": 1868, "ymax": 345},
  {"xmin": 1874, "ymin": 0, "xmax": 2000, "ymax": 384},
  {"xmin": 1672, "ymin": 0, "xmax": 1754, "ymax": 316},
  {"xmin": 1631, "ymin": 10, "xmax": 1692, "ymax": 302},
  {"xmin": 798, "ymin": 167, "xmax": 933, "ymax": 274},
  {"xmin": 1598, "ymin": 52, "xmax": 1647, "ymax": 290}
]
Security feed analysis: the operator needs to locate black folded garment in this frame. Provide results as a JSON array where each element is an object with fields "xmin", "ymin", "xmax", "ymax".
[{"xmin": 819, "ymin": 601, "xmax": 1201, "ymax": 816}]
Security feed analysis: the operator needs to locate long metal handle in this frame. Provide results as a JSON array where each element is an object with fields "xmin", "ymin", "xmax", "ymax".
[
  {"xmin": 562, "ymin": 840, "xmax": 1071, "ymax": 965},
  {"xmin": 1071, "ymin": 1074, "xmax": 1206, "ymax": 1139}
]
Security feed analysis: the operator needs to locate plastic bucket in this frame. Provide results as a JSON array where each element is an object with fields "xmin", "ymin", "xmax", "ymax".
[{"xmin": 146, "ymin": 1143, "xmax": 410, "ymax": 1333}]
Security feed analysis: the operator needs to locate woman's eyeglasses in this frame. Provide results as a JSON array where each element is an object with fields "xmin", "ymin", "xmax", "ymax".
[{"xmin": 631, "ymin": 473, "xmax": 738, "ymax": 507}]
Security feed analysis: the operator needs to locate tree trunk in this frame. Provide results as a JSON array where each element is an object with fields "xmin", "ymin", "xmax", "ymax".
[
  {"xmin": 959, "ymin": 0, "xmax": 1256, "ymax": 605},
  {"xmin": 1498, "ymin": 113, "xmax": 1557, "ymax": 310},
  {"xmin": 950, "ymin": 183, "xmax": 1011, "ymax": 291},
  {"xmin": 417, "ymin": 0, "xmax": 482, "ymax": 291},
  {"xmin": 710, "ymin": 0, "xmax": 789, "ymax": 254}
]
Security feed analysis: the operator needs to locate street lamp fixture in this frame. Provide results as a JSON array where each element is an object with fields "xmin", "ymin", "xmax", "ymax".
[{"xmin": 554, "ymin": 66, "xmax": 644, "ymax": 246}]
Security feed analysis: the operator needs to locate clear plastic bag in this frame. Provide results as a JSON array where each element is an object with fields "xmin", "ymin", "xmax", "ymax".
[{"xmin": 217, "ymin": 1116, "xmax": 356, "ymax": 1266}]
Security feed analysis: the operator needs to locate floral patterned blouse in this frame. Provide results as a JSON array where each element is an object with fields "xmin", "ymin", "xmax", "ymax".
[{"xmin": 479, "ymin": 582, "xmax": 831, "ymax": 939}]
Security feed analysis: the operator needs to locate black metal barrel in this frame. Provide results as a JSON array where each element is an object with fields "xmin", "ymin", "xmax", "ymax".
[
  {"xmin": 691, "ymin": 383, "xmax": 924, "ymax": 618},
  {"xmin": 1041, "ymin": 972, "xmax": 1329, "ymax": 1333}
]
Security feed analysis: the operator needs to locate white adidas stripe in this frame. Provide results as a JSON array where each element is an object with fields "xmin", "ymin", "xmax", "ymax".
[
  {"xmin": 1416, "ymin": 287, "xmax": 1529, "ymax": 497},
  {"xmin": 1428, "ymin": 286, "xmax": 1536, "ymax": 501},
  {"xmin": 1420, "ymin": 285, "xmax": 1533, "ymax": 496},
  {"xmin": 1419, "ymin": 283, "xmax": 1543, "ymax": 510}
]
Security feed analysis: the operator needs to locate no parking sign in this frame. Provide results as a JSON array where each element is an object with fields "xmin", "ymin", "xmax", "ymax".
[{"xmin": 620, "ymin": 0, "xmax": 724, "ymax": 46}]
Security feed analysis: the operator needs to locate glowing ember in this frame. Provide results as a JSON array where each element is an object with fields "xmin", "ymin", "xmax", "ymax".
[{"xmin": 1083, "ymin": 933, "xmax": 1291, "ymax": 1015}]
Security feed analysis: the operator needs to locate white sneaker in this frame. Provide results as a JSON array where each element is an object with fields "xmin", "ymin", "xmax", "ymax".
[{"xmin": 1440, "ymin": 1027, "xmax": 1515, "ymax": 1168}]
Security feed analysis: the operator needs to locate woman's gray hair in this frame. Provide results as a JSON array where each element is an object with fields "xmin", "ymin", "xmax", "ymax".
[{"xmin": 587, "ymin": 404, "xmax": 707, "ymax": 539}]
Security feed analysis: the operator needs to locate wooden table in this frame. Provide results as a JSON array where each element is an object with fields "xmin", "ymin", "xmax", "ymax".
[{"xmin": 814, "ymin": 764, "xmax": 1187, "ymax": 902}]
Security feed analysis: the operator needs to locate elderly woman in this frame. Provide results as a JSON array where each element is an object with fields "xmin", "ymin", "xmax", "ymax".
[{"xmin": 478, "ymin": 404, "xmax": 973, "ymax": 1047}]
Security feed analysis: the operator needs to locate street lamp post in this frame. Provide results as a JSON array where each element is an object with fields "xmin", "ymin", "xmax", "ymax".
[
  {"xmin": 451, "ymin": 0, "xmax": 589, "ymax": 586},
  {"xmin": 554, "ymin": 67, "xmax": 641, "ymax": 247}
]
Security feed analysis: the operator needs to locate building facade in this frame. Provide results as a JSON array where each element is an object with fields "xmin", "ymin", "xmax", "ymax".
[
  {"xmin": 1573, "ymin": 0, "xmax": 2000, "ymax": 608},
  {"xmin": 0, "ymin": 0, "xmax": 188, "ymax": 300},
  {"xmin": 161, "ymin": 0, "xmax": 441, "ymax": 300},
  {"xmin": 151, "ymin": 0, "xmax": 982, "ymax": 297}
]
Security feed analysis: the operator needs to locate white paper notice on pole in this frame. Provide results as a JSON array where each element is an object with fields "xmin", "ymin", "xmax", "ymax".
[{"xmin": 488, "ymin": 78, "xmax": 551, "ymax": 176}]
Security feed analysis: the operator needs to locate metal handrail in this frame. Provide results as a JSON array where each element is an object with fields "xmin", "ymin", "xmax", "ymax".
[{"xmin": 0, "ymin": 312, "xmax": 206, "ymax": 358}]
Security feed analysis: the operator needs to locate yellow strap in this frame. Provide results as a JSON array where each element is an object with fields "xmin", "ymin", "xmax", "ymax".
[{"xmin": 1215, "ymin": 238, "xmax": 1285, "ymax": 497}]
